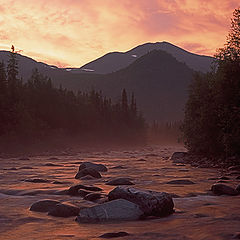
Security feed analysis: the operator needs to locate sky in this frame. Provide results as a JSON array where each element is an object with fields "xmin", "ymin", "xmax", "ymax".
[{"xmin": 0, "ymin": 0, "xmax": 239, "ymax": 68}]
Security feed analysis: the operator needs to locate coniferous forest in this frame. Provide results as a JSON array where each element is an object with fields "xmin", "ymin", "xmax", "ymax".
[
  {"xmin": 0, "ymin": 48, "xmax": 146, "ymax": 151},
  {"xmin": 182, "ymin": 8, "xmax": 240, "ymax": 159}
]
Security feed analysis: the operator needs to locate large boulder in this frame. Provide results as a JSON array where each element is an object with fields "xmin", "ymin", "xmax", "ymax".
[
  {"xmin": 170, "ymin": 152, "xmax": 188, "ymax": 163},
  {"xmin": 211, "ymin": 184, "xmax": 239, "ymax": 196},
  {"xmin": 79, "ymin": 162, "xmax": 107, "ymax": 172},
  {"xmin": 108, "ymin": 187, "xmax": 174, "ymax": 217},
  {"xmin": 68, "ymin": 184, "xmax": 102, "ymax": 196},
  {"xmin": 106, "ymin": 178, "xmax": 134, "ymax": 186},
  {"xmin": 30, "ymin": 200, "xmax": 60, "ymax": 212},
  {"xmin": 75, "ymin": 168, "xmax": 102, "ymax": 179},
  {"xmin": 48, "ymin": 203, "xmax": 80, "ymax": 217},
  {"xmin": 76, "ymin": 199, "xmax": 144, "ymax": 223}
]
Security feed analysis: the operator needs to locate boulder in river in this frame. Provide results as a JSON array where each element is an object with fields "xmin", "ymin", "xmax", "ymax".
[
  {"xmin": 76, "ymin": 199, "xmax": 144, "ymax": 223},
  {"xmin": 48, "ymin": 203, "xmax": 80, "ymax": 217},
  {"xmin": 68, "ymin": 184, "xmax": 102, "ymax": 196},
  {"xmin": 24, "ymin": 178, "xmax": 50, "ymax": 183},
  {"xmin": 108, "ymin": 187, "xmax": 174, "ymax": 217},
  {"xmin": 84, "ymin": 192, "xmax": 103, "ymax": 201},
  {"xmin": 99, "ymin": 232, "xmax": 130, "ymax": 238},
  {"xmin": 106, "ymin": 178, "xmax": 134, "ymax": 186},
  {"xmin": 75, "ymin": 168, "xmax": 102, "ymax": 179},
  {"xmin": 79, "ymin": 162, "xmax": 107, "ymax": 172},
  {"xmin": 166, "ymin": 180, "xmax": 195, "ymax": 185},
  {"xmin": 211, "ymin": 183, "xmax": 239, "ymax": 196},
  {"xmin": 170, "ymin": 152, "xmax": 188, "ymax": 163},
  {"xmin": 30, "ymin": 200, "xmax": 60, "ymax": 212}
]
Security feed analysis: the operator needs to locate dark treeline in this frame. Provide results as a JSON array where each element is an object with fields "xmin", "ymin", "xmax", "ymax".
[
  {"xmin": 182, "ymin": 8, "xmax": 240, "ymax": 160},
  {"xmin": 149, "ymin": 121, "xmax": 182, "ymax": 144},
  {"xmin": 0, "ymin": 48, "xmax": 146, "ymax": 150}
]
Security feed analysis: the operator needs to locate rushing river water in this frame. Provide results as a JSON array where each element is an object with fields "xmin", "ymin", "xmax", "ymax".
[{"xmin": 0, "ymin": 145, "xmax": 239, "ymax": 240}]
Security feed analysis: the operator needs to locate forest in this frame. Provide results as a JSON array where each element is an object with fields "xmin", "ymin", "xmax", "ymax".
[
  {"xmin": 0, "ymin": 48, "xmax": 146, "ymax": 150},
  {"xmin": 182, "ymin": 8, "xmax": 240, "ymax": 159}
]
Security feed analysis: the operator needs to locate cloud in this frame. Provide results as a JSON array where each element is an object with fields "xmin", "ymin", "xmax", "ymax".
[{"xmin": 0, "ymin": 0, "xmax": 239, "ymax": 67}]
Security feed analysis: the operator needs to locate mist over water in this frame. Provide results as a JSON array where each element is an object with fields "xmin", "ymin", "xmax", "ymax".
[{"xmin": 0, "ymin": 145, "xmax": 239, "ymax": 240}]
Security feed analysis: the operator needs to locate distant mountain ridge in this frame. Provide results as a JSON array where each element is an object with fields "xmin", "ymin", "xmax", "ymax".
[
  {"xmin": 74, "ymin": 42, "xmax": 214, "ymax": 74},
  {"xmin": 0, "ymin": 42, "xmax": 214, "ymax": 122}
]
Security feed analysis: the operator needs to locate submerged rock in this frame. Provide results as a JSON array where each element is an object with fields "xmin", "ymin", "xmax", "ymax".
[
  {"xmin": 24, "ymin": 178, "xmax": 50, "ymax": 183},
  {"xmin": 108, "ymin": 187, "xmax": 174, "ymax": 217},
  {"xmin": 48, "ymin": 203, "xmax": 80, "ymax": 217},
  {"xmin": 170, "ymin": 152, "xmax": 188, "ymax": 163},
  {"xmin": 211, "ymin": 184, "xmax": 239, "ymax": 196},
  {"xmin": 99, "ymin": 232, "xmax": 130, "ymax": 238},
  {"xmin": 76, "ymin": 199, "xmax": 144, "ymax": 223},
  {"xmin": 106, "ymin": 178, "xmax": 134, "ymax": 186},
  {"xmin": 68, "ymin": 184, "xmax": 102, "ymax": 196},
  {"xmin": 30, "ymin": 200, "xmax": 60, "ymax": 212},
  {"xmin": 84, "ymin": 193, "xmax": 103, "ymax": 201},
  {"xmin": 79, "ymin": 162, "xmax": 107, "ymax": 172},
  {"xmin": 75, "ymin": 168, "xmax": 102, "ymax": 179},
  {"xmin": 166, "ymin": 180, "xmax": 195, "ymax": 185}
]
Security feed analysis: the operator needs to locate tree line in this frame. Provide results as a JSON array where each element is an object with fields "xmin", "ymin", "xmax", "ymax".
[
  {"xmin": 182, "ymin": 8, "xmax": 240, "ymax": 159},
  {"xmin": 0, "ymin": 48, "xmax": 146, "ymax": 146}
]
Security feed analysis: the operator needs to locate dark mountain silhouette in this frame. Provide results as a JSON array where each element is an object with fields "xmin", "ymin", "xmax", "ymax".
[
  {"xmin": 0, "ymin": 46, "xmax": 203, "ymax": 122},
  {"xmin": 75, "ymin": 42, "xmax": 214, "ymax": 74},
  {"xmin": 52, "ymin": 50, "xmax": 194, "ymax": 122}
]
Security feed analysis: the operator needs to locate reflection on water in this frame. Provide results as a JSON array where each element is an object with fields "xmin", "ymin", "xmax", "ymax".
[{"xmin": 0, "ymin": 145, "xmax": 239, "ymax": 240}]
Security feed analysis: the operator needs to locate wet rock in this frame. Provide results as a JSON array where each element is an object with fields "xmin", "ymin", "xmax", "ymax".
[
  {"xmin": 75, "ymin": 168, "xmax": 102, "ymax": 179},
  {"xmin": 76, "ymin": 199, "xmax": 144, "ymax": 223},
  {"xmin": 78, "ymin": 189, "xmax": 92, "ymax": 197},
  {"xmin": 110, "ymin": 165, "xmax": 127, "ymax": 169},
  {"xmin": 68, "ymin": 184, "xmax": 102, "ymax": 196},
  {"xmin": 4, "ymin": 167, "xmax": 17, "ymax": 170},
  {"xmin": 24, "ymin": 178, "xmax": 50, "ymax": 183},
  {"xmin": 80, "ymin": 175, "xmax": 96, "ymax": 180},
  {"xmin": 30, "ymin": 200, "xmax": 60, "ymax": 212},
  {"xmin": 52, "ymin": 181, "xmax": 65, "ymax": 184},
  {"xmin": 236, "ymin": 184, "xmax": 240, "ymax": 192},
  {"xmin": 170, "ymin": 193, "xmax": 181, "ymax": 198},
  {"xmin": 99, "ymin": 232, "xmax": 130, "ymax": 238},
  {"xmin": 211, "ymin": 184, "xmax": 239, "ymax": 196},
  {"xmin": 166, "ymin": 180, "xmax": 195, "ymax": 185},
  {"xmin": 19, "ymin": 166, "xmax": 34, "ymax": 169},
  {"xmin": 48, "ymin": 203, "xmax": 80, "ymax": 217},
  {"xmin": 84, "ymin": 193, "xmax": 103, "ymax": 201},
  {"xmin": 79, "ymin": 162, "xmax": 107, "ymax": 172},
  {"xmin": 170, "ymin": 152, "xmax": 188, "ymax": 163},
  {"xmin": 108, "ymin": 187, "xmax": 174, "ymax": 217},
  {"xmin": 44, "ymin": 163, "xmax": 61, "ymax": 166},
  {"xmin": 54, "ymin": 190, "xmax": 69, "ymax": 195},
  {"xmin": 106, "ymin": 178, "xmax": 134, "ymax": 186}
]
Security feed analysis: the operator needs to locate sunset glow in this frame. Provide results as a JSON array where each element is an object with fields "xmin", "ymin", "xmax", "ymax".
[{"xmin": 0, "ymin": 0, "xmax": 239, "ymax": 67}]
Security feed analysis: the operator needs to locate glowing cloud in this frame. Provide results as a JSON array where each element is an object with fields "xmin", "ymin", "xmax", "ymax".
[{"xmin": 0, "ymin": 0, "xmax": 239, "ymax": 67}]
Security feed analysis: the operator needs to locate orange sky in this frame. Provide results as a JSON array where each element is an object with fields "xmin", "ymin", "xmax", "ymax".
[{"xmin": 0, "ymin": 0, "xmax": 239, "ymax": 67}]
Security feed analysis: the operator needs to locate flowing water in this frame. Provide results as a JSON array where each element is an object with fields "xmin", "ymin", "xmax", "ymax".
[{"xmin": 0, "ymin": 145, "xmax": 239, "ymax": 240}]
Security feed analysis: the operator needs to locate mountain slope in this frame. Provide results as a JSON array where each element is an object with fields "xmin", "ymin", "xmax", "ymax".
[
  {"xmin": 57, "ymin": 50, "xmax": 194, "ymax": 122},
  {"xmin": 77, "ymin": 42, "xmax": 214, "ymax": 74}
]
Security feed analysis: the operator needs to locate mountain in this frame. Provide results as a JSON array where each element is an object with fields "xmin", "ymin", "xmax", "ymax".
[
  {"xmin": 0, "ymin": 44, "xmax": 211, "ymax": 122},
  {"xmin": 75, "ymin": 41, "xmax": 214, "ymax": 74},
  {"xmin": 0, "ymin": 50, "xmax": 60, "ymax": 80},
  {"xmin": 55, "ymin": 50, "xmax": 194, "ymax": 122}
]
